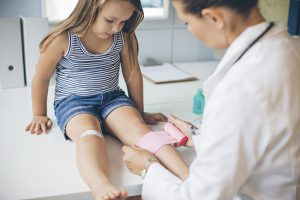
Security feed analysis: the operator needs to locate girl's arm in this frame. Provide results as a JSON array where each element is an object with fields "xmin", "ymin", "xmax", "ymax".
[
  {"xmin": 121, "ymin": 33, "xmax": 144, "ymax": 113},
  {"xmin": 121, "ymin": 33, "xmax": 167, "ymax": 124},
  {"xmin": 25, "ymin": 32, "xmax": 68, "ymax": 134}
]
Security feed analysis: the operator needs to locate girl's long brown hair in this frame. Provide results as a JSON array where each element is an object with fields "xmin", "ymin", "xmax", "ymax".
[{"xmin": 40, "ymin": 0, "xmax": 144, "ymax": 66}]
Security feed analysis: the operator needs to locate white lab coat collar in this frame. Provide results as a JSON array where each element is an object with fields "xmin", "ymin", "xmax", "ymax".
[{"xmin": 203, "ymin": 22, "xmax": 286, "ymax": 101}]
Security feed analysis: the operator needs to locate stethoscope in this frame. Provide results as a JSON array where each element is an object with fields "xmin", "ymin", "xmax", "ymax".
[{"xmin": 233, "ymin": 22, "xmax": 275, "ymax": 65}]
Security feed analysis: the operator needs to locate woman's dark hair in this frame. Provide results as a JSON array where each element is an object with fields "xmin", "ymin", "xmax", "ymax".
[{"xmin": 175, "ymin": 0, "xmax": 258, "ymax": 18}]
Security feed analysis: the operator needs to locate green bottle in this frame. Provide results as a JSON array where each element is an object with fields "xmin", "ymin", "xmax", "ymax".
[{"xmin": 193, "ymin": 88, "xmax": 205, "ymax": 115}]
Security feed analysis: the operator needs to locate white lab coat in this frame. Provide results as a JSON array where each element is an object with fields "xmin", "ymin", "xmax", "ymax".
[{"xmin": 142, "ymin": 22, "xmax": 300, "ymax": 200}]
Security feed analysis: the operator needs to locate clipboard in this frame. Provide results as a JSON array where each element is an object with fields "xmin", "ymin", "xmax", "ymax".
[{"xmin": 140, "ymin": 63, "xmax": 198, "ymax": 84}]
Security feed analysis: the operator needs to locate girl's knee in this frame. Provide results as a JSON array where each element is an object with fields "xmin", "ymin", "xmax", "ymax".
[{"xmin": 73, "ymin": 129, "xmax": 105, "ymax": 143}]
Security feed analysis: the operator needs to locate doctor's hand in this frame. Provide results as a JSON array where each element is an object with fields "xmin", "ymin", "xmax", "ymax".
[
  {"xmin": 142, "ymin": 112, "xmax": 168, "ymax": 125},
  {"xmin": 25, "ymin": 116, "xmax": 52, "ymax": 135},
  {"xmin": 168, "ymin": 114, "xmax": 194, "ymax": 148},
  {"xmin": 122, "ymin": 145, "xmax": 155, "ymax": 176}
]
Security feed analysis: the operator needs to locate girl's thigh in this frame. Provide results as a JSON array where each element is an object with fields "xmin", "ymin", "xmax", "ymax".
[{"xmin": 104, "ymin": 106, "xmax": 151, "ymax": 145}]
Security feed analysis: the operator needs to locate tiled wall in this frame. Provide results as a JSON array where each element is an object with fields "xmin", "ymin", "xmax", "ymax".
[
  {"xmin": 0, "ymin": 0, "xmax": 42, "ymax": 17},
  {"xmin": 136, "ymin": 5, "xmax": 215, "ymax": 64}
]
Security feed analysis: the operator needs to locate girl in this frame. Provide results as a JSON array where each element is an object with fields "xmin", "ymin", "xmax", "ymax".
[
  {"xmin": 25, "ymin": 0, "xmax": 189, "ymax": 200},
  {"xmin": 123, "ymin": 0, "xmax": 300, "ymax": 199}
]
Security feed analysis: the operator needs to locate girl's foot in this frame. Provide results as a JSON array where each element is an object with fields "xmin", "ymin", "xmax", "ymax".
[{"xmin": 93, "ymin": 183, "xmax": 128, "ymax": 200}]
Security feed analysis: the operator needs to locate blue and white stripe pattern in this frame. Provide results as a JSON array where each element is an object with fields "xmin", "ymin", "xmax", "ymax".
[{"xmin": 54, "ymin": 31, "xmax": 124, "ymax": 101}]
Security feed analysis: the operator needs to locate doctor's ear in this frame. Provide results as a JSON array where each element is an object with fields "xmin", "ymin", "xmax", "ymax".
[{"xmin": 201, "ymin": 8, "xmax": 225, "ymax": 30}]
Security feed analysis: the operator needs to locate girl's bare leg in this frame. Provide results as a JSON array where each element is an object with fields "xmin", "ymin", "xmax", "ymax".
[
  {"xmin": 66, "ymin": 114, "xmax": 127, "ymax": 200},
  {"xmin": 105, "ymin": 107, "xmax": 189, "ymax": 180}
]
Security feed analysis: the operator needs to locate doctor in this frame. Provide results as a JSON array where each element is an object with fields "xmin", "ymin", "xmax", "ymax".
[{"xmin": 123, "ymin": 0, "xmax": 300, "ymax": 199}]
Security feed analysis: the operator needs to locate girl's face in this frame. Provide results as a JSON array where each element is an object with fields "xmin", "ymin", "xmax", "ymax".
[
  {"xmin": 173, "ymin": 1, "xmax": 228, "ymax": 49},
  {"xmin": 92, "ymin": 0, "xmax": 135, "ymax": 39}
]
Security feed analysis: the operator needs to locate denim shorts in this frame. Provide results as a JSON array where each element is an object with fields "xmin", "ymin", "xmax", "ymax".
[{"xmin": 54, "ymin": 88, "xmax": 135, "ymax": 140}]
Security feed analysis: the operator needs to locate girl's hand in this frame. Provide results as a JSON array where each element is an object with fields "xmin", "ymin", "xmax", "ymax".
[
  {"xmin": 168, "ymin": 114, "xmax": 194, "ymax": 148},
  {"xmin": 25, "ymin": 116, "xmax": 52, "ymax": 135},
  {"xmin": 122, "ymin": 145, "xmax": 155, "ymax": 176},
  {"xmin": 142, "ymin": 112, "xmax": 167, "ymax": 125}
]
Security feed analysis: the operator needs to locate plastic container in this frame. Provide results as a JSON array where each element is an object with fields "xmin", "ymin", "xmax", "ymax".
[{"xmin": 193, "ymin": 88, "xmax": 205, "ymax": 115}]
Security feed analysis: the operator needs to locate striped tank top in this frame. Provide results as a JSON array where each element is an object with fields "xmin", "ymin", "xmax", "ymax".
[{"xmin": 54, "ymin": 31, "xmax": 124, "ymax": 101}]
